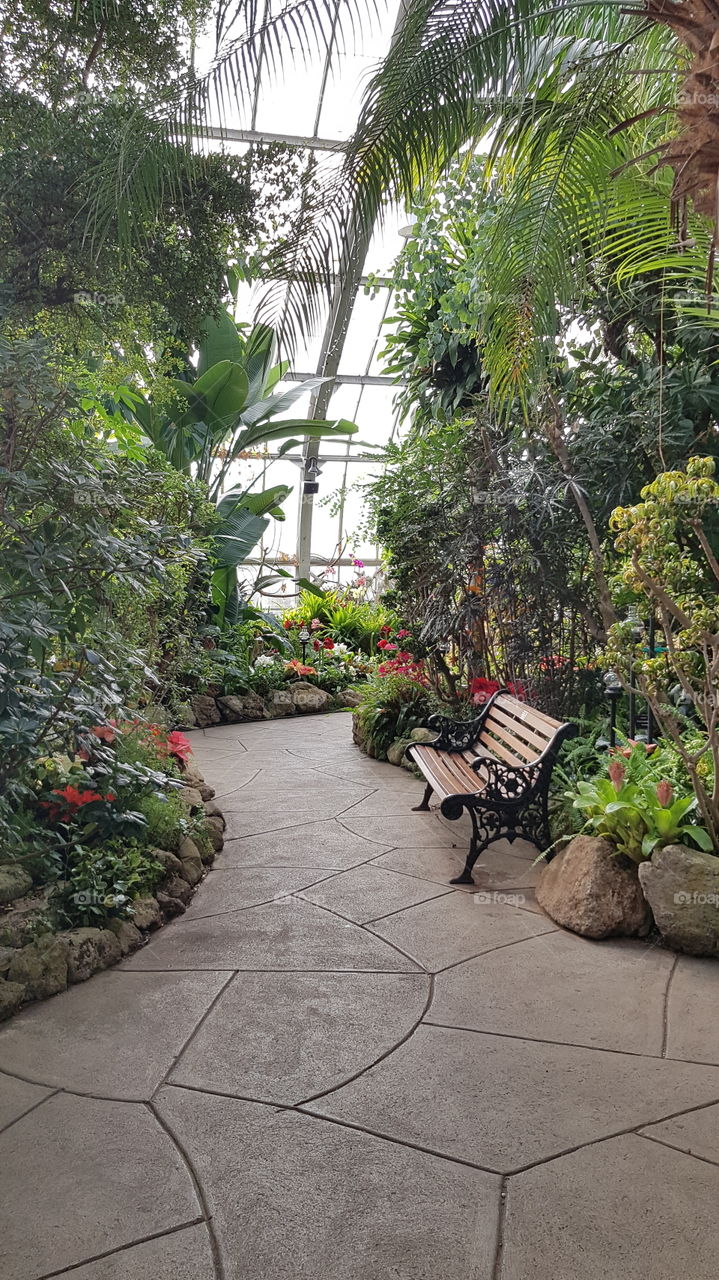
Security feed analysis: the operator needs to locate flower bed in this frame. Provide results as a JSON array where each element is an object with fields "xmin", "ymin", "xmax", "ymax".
[{"xmin": 0, "ymin": 725, "xmax": 225, "ymax": 1022}]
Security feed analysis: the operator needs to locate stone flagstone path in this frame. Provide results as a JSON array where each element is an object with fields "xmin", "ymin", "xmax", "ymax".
[{"xmin": 1, "ymin": 712, "xmax": 719, "ymax": 1278}]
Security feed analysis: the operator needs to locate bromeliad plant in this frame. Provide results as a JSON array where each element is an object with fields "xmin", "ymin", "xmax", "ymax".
[{"xmin": 569, "ymin": 747, "xmax": 713, "ymax": 863}]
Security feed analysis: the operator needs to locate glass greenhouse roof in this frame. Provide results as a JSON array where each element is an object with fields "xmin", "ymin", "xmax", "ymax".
[{"xmin": 196, "ymin": 2, "xmax": 408, "ymax": 605}]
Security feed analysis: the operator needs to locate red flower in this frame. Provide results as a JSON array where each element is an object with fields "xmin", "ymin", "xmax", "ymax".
[
  {"xmin": 166, "ymin": 731, "xmax": 192, "ymax": 763},
  {"xmin": 283, "ymin": 619, "xmax": 293, "ymax": 630},
  {"xmin": 380, "ymin": 625, "xmax": 392, "ymax": 635},
  {"xmin": 91, "ymin": 724, "xmax": 116, "ymax": 744},
  {"xmin": 396, "ymin": 629, "xmax": 412, "ymax": 639},
  {"xmin": 377, "ymin": 639, "xmax": 388, "ymax": 650},
  {"xmin": 313, "ymin": 638, "xmax": 321, "ymax": 651},
  {"xmin": 469, "ymin": 677, "xmax": 500, "ymax": 705},
  {"xmin": 322, "ymin": 637, "xmax": 335, "ymax": 650}
]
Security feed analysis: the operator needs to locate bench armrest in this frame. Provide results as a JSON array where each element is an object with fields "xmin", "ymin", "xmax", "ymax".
[
  {"xmin": 469, "ymin": 754, "xmax": 538, "ymax": 805},
  {"xmin": 425, "ymin": 712, "xmax": 486, "ymax": 753}
]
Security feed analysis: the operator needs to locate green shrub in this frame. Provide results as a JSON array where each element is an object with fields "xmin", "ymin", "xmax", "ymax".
[
  {"xmin": 134, "ymin": 790, "xmax": 188, "ymax": 852},
  {"xmin": 59, "ymin": 840, "xmax": 164, "ymax": 927},
  {"xmin": 355, "ymin": 676, "xmax": 438, "ymax": 759}
]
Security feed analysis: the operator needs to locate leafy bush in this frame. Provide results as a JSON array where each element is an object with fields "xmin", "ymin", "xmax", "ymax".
[
  {"xmin": 134, "ymin": 791, "xmax": 188, "ymax": 853},
  {"xmin": 59, "ymin": 842, "xmax": 164, "ymax": 927},
  {"xmin": 283, "ymin": 589, "xmax": 399, "ymax": 654},
  {"xmin": 355, "ymin": 676, "xmax": 438, "ymax": 760}
]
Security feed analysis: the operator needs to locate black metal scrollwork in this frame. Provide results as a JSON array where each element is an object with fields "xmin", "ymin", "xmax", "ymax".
[{"xmin": 425, "ymin": 712, "xmax": 486, "ymax": 753}]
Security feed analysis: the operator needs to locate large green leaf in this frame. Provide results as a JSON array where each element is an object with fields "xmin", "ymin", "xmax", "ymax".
[
  {"xmin": 197, "ymin": 311, "xmax": 244, "ymax": 375},
  {"xmin": 239, "ymin": 417, "xmax": 358, "ymax": 450},
  {"xmin": 240, "ymin": 377, "xmax": 327, "ymax": 428},
  {"xmin": 213, "ymin": 509, "xmax": 269, "ymax": 568}
]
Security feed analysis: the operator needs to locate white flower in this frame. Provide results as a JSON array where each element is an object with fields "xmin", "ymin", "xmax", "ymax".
[
  {"xmin": 254, "ymin": 654, "xmax": 278, "ymax": 668},
  {"xmin": 334, "ymin": 642, "xmax": 349, "ymax": 654}
]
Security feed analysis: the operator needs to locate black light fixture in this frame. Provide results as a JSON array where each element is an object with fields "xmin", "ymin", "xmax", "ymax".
[
  {"xmin": 303, "ymin": 457, "xmax": 322, "ymax": 495},
  {"xmin": 603, "ymin": 669, "xmax": 623, "ymax": 749},
  {"xmin": 298, "ymin": 625, "xmax": 311, "ymax": 664}
]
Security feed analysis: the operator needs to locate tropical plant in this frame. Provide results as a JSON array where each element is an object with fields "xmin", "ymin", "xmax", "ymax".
[
  {"xmin": 282, "ymin": 588, "xmax": 399, "ymax": 654},
  {"xmin": 569, "ymin": 753, "xmax": 713, "ymax": 862},
  {"xmin": 129, "ymin": 311, "xmax": 357, "ymax": 500},
  {"xmin": 605, "ymin": 456, "xmax": 719, "ymax": 849}
]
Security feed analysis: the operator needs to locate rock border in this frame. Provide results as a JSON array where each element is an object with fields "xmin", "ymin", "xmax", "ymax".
[
  {"xmin": 188, "ymin": 682, "xmax": 363, "ymax": 728},
  {"xmin": 0, "ymin": 765, "xmax": 226, "ymax": 1023}
]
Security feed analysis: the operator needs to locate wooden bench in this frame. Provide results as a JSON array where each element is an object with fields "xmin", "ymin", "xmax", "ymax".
[{"xmin": 406, "ymin": 689, "xmax": 577, "ymax": 884}]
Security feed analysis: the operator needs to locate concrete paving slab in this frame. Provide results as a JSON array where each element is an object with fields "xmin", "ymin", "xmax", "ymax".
[
  {"xmin": 184, "ymin": 867, "xmax": 334, "ymax": 919},
  {"xmin": 124, "ymin": 898, "xmax": 420, "ymax": 972},
  {"xmin": 300, "ymin": 865, "xmax": 454, "ymax": 924},
  {"xmin": 665, "ymin": 955, "xmax": 719, "ymax": 1064},
  {"xmin": 370, "ymin": 842, "xmax": 541, "ymax": 892},
  {"xmin": 640, "ymin": 1101, "xmax": 719, "ymax": 1164},
  {"xmin": 65, "ymin": 1224, "xmax": 216, "ymax": 1279},
  {"xmin": 340, "ymin": 812, "xmax": 457, "ymax": 847},
  {"xmin": 155, "ymin": 1087, "xmax": 502, "ymax": 1280},
  {"xmin": 169, "ymin": 970, "xmax": 429, "ymax": 1104},
  {"xmin": 0, "ymin": 1093, "xmax": 200, "ymax": 1280},
  {"xmin": 501, "ymin": 1134, "xmax": 719, "ymax": 1279},
  {"xmin": 308, "ymin": 1024, "xmax": 719, "ymax": 1172},
  {"xmin": 223, "ymin": 782, "xmax": 372, "ymax": 836},
  {"xmin": 368, "ymin": 890, "xmax": 554, "ymax": 971},
  {"xmin": 429, "ymin": 932, "xmax": 673, "ymax": 1054},
  {"xmin": 220, "ymin": 819, "xmax": 389, "ymax": 869},
  {"xmin": 0, "ymin": 1072, "xmax": 53, "ymax": 1134},
  {"xmin": 0, "ymin": 971, "xmax": 228, "ymax": 1100}
]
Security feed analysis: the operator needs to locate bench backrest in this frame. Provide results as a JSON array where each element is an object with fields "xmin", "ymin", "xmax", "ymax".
[{"xmin": 477, "ymin": 692, "xmax": 570, "ymax": 768}]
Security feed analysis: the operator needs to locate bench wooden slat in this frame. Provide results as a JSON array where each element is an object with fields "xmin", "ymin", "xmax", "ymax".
[
  {"xmin": 476, "ymin": 731, "xmax": 527, "ymax": 768},
  {"xmin": 412, "ymin": 746, "xmax": 483, "ymax": 797},
  {"xmin": 411, "ymin": 747, "xmax": 469, "ymax": 798},
  {"xmin": 479, "ymin": 718, "xmax": 537, "ymax": 764},
  {"xmin": 487, "ymin": 704, "xmax": 552, "ymax": 753},
  {"xmin": 506, "ymin": 702, "xmax": 562, "ymax": 734}
]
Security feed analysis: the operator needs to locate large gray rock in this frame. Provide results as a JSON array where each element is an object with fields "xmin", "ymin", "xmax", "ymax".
[
  {"xmin": 7, "ymin": 935, "xmax": 69, "ymax": 999},
  {"xmin": 204, "ymin": 816, "xmax": 224, "ymax": 854},
  {"xmin": 0, "ymin": 865, "xmax": 33, "ymax": 905},
  {"xmin": 62, "ymin": 927, "xmax": 122, "ymax": 983},
  {"xmin": 161, "ymin": 874, "xmax": 193, "ymax": 905},
  {"xmin": 536, "ymin": 835, "xmax": 652, "ymax": 939},
  {"xmin": 639, "ymin": 844, "xmax": 719, "ymax": 956},
  {"xmin": 217, "ymin": 693, "xmax": 266, "ymax": 723},
  {"xmin": 387, "ymin": 738, "xmax": 413, "ymax": 767},
  {"xmin": 106, "ymin": 917, "xmax": 143, "ymax": 956},
  {"xmin": 289, "ymin": 681, "xmax": 333, "ymax": 713},
  {"xmin": 173, "ymin": 700, "xmax": 197, "ymax": 728},
  {"xmin": 190, "ymin": 695, "xmax": 221, "ymax": 728},
  {"xmin": 130, "ymin": 896, "xmax": 162, "ymax": 931},
  {"xmin": 152, "ymin": 849, "xmax": 185, "ymax": 878},
  {"xmin": 0, "ymin": 946, "xmax": 15, "ymax": 976},
  {"xmin": 178, "ymin": 786, "xmax": 204, "ymax": 813},
  {"xmin": 178, "ymin": 836, "xmax": 204, "ymax": 886},
  {"xmin": 264, "ymin": 689, "xmax": 295, "ymax": 718},
  {"xmin": 0, "ymin": 978, "xmax": 25, "ymax": 1020},
  {"xmin": 335, "ymin": 688, "xmax": 364, "ymax": 708}
]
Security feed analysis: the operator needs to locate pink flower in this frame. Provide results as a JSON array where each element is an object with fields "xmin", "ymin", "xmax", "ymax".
[
  {"xmin": 353, "ymin": 558, "xmax": 365, "ymax": 568},
  {"xmin": 396, "ymin": 629, "xmax": 412, "ymax": 639},
  {"xmin": 311, "ymin": 618, "xmax": 322, "ymax": 631},
  {"xmin": 608, "ymin": 760, "xmax": 626, "ymax": 793},
  {"xmin": 656, "ymin": 779, "xmax": 673, "ymax": 808}
]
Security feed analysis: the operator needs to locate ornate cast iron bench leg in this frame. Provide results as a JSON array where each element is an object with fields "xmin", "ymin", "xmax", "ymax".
[{"xmin": 412, "ymin": 782, "xmax": 434, "ymax": 813}]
